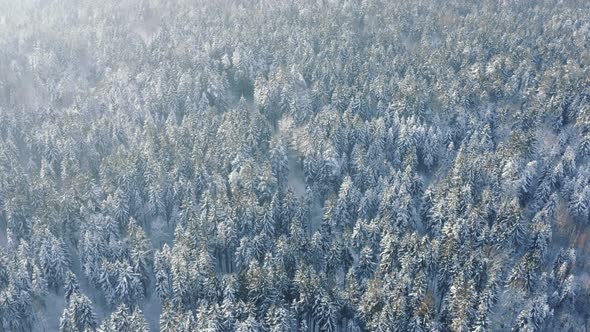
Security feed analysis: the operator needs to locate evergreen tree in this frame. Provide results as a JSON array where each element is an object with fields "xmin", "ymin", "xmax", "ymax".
[{"xmin": 60, "ymin": 292, "xmax": 97, "ymax": 332}]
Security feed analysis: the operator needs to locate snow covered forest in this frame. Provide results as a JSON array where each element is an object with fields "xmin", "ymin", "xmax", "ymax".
[{"xmin": 1, "ymin": 0, "xmax": 590, "ymax": 330}]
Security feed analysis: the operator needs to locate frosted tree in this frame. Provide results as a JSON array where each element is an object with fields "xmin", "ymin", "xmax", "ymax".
[{"xmin": 59, "ymin": 292, "xmax": 97, "ymax": 332}]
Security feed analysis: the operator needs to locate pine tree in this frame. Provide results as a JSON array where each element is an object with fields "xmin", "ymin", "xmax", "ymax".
[
  {"xmin": 154, "ymin": 244, "xmax": 173, "ymax": 301},
  {"xmin": 31, "ymin": 264, "xmax": 48, "ymax": 298},
  {"xmin": 236, "ymin": 311, "xmax": 262, "ymax": 332},
  {"xmin": 160, "ymin": 302, "xmax": 177, "ymax": 332},
  {"xmin": 356, "ymin": 246, "xmax": 376, "ymax": 281},
  {"xmin": 60, "ymin": 292, "xmax": 97, "ymax": 332},
  {"xmin": 64, "ymin": 271, "xmax": 80, "ymax": 303},
  {"xmin": 129, "ymin": 307, "xmax": 150, "ymax": 332}
]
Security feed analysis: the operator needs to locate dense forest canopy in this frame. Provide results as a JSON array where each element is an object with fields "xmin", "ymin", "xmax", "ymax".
[{"xmin": 1, "ymin": 0, "xmax": 590, "ymax": 331}]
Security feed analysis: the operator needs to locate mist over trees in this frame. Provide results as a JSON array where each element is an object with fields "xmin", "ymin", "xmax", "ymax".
[{"xmin": 1, "ymin": 0, "xmax": 590, "ymax": 331}]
